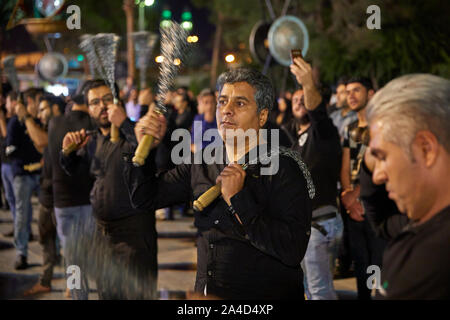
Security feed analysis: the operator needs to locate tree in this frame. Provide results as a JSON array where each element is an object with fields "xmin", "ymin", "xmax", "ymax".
[{"xmin": 193, "ymin": 0, "xmax": 450, "ymax": 89}]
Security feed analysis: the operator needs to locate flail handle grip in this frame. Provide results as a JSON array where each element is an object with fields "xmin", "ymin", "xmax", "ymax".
[
  {"xmin": 110, "ymin": 124, "xmax": 119, "ymax": 143},
  {"xmin": 132, "ymin": 134, "xmax": 154, "ymax": 167},
  {"xmin": 62, "ymin": 142, "xmax": 79, "ymax": 157},
  {"xmin": 110, "ymin": 98, "xmax": 120, "ymax": 143},
  {"xmin": 193, "ymin": 183, "xmax": 222, "ymax": 212}
]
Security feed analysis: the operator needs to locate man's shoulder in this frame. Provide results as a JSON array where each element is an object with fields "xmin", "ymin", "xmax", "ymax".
[{"xmin": 263, "ymin": 146, "xmax": 315, "ymax": 199}]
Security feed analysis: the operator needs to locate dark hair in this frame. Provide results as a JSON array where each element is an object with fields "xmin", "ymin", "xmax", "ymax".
[
  {"xmin": 83, "ymin": 79, "xmax": 119, "ymax": 105},
  {"xmin": 39, "ymin": 93, "xmax": 66, "ymax": 115},
  {"xmin": 336, "ymin": 76, "xmax": 348, "ymax": 88},
  {"xmin": 198, "ymin": 88, "xmax": 215, "ymax": 98},
  {"xmin": 216, "ymin": 67, "xmax": 275, "ymax": 113},
  {"xmin": 346, "ymin": 76, "xmax": 373, "ymax": 90},
  {"xmin": 23, "ymin": 87, "xmax": 44, "ymax": 101},
  {"xmin": 7, "ymin": 90, "xmax": 18, "ymax": 101}
]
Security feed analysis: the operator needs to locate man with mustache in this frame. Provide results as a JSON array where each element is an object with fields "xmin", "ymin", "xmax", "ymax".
[
  {"xmin": 125, "ymin": 68, "xmax": 314, "ymax": 299},
  {"xmin": 60, "ymin": 80, "xmax": 157, "ymax": 299},
  {"xmin": 281, "ymin": 56, "xmax": 343, "ymax": 300}
]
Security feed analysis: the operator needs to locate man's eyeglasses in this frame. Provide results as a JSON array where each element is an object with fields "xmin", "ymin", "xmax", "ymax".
[{"xmin": 89, "ymin": 95, "xmax": 114, "ymax": 107}]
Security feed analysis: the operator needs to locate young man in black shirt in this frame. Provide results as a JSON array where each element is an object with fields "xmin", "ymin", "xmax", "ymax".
[
  {"xmin": 283, "ymin": 56, "xmax": 342, "ymax": 299},
  {"xmin": 61, "ymin": 80, "xmax": 156, "ymax": 299},
  {"xmin": 364, "ymin": 74, "xmax": 450, "ymax": 299},
  {"xmin": 125, "ymin": 68, "xmax": 314, "ymax": 299},
  {"xmin": 6, "ymin": 88, "xmax": 43, "ymax": 269},
  {"xmin": 24, "ymin": 94, "xmax": 65, "ymax": 296},
  {"xmin": 340, "ymin": 77, "xmax": 387, "ymax": 300},
  {"xmin": 1, "ymin": 91, "xmax": 17, "ymax": 238},
  {"xmin": 49, "ymin": 90, "xmax": 96, "ymax": 300}
]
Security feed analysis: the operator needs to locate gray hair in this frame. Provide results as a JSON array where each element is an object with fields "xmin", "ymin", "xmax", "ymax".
[
  {"xmin": 216, "ymin": 67, "xmax": 275, "ymax": 113},
  {"xmin": 366, "ymin": 74, "xmax": 450, "ymax": 157}
]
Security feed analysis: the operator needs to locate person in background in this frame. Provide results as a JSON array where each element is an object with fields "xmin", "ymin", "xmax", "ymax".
[
  {"xmin": 328, "ymin": 77, "xmax": 358, "ymax": 279},
  {"xmin": 1, "ymin": 90, "xmax": 17, "ymax": 237},
  {"xmin": 125, "ymin": 87, "xmax": 141, "ymax": 122},
  {"xmin": 24, "ymin": 94, "xmax": 65, "ymax": 296},
  {"xmin": 7, "ymin": 88, "xmax": 44, "ymax": 269},
  {"xmin": 269, "ymin": 96, "xmax": 292, "ymax": 127},
  {"xmin": 329, "ymin": 77, "xmax": 358, "ymax": 142},
  {"xmin": 340, "ymin": 77, "xmax": 386, "ymax": 300},
  {"xmin": 191, "ymin": 88, "xmax": 218, "ymax": 153},
  {"xmin": 287, "ymin": 56, "xmax": 343, "ymax": 299}
]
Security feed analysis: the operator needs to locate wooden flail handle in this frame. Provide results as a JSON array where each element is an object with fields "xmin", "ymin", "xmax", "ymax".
[{"xmin": 193, "ymin": 183, "xmax": 222, "ymax": 212}]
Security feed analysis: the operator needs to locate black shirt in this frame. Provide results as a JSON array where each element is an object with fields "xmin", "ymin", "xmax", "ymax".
[
  {"xmin": 282, "ymin": 102, "xmax": 342, "ymax": 213},
  {"xmin": 48, "ymin": 111, "xmax": 96, "ymax": 208},
  {"xmin": 61, "ymin": 119, "xmax": 142, "ymax": 222},
  {"xmin": 359, "ymin": 160, "xmax": 409, "ymax": 240},
  {"xmin": 6, "ymin": 115, "xmax": 42, "ymax": 176},
  {"xmin": 380, "ymin": 206, "xmax": 450, "ymax": 299},
  {"xmin": 124, "ymin": 145, "xmax": 313, "ymax": 299}
]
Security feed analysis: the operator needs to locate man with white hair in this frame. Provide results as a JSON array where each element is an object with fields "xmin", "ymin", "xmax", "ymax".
[{"xmin": 364, "ymin": 73, "xmax": 450, "ymax": 299}]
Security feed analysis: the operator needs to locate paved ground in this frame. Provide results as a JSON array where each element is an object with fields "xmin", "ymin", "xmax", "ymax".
[{"xmin": 0, "ymin": 198, "xmax": 357, "ymax": 300}]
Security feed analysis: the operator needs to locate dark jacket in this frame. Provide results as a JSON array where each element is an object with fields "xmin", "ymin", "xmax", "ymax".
[
  {"xmin": 6, "ymin": 115, "xmax": 42, "ymax": 176},
  {"xmin": 48, "ymin": 111, "xmax": 96, "ymax": 208},
  {"xmin": 124, "ymin": 145, "xmax": 312, "ymax": 299},
  {"xmin": 60, "ymin": 119, "xmax": 141, "ymax": 222}
]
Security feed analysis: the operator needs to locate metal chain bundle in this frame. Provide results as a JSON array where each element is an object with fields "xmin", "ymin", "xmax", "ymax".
[{"xmin": 156, "ymin": 22, "xmax": 191, "ymax": 113}]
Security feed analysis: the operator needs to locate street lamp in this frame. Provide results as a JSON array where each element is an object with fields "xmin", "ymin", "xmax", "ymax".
[
  {"xmin": 225, "ymin": 54, "xmax": 235, "ymax": 63},
  {"xmin": 160, "ymin": 6, "xmax": 172, "ymax": 29},
  {"xmin": 181, "ymin": 7, "xmax": 193, "ymax": 31},
  {"xmin": 136, "ymin": 0, "xmax": 155, "ymax": 31}
]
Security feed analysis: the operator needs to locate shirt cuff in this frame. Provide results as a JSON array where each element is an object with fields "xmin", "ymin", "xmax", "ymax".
[{"xmin": 229, "ymin": 187, "xmax": 260, "ymax": 226}]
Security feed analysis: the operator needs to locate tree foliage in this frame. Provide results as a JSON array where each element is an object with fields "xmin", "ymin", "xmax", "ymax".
[{"xmin": 192, "ymin": 0, "xmax": 450, "ymax": 87}]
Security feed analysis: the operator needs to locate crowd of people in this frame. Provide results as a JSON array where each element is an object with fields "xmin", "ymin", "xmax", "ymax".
[{"xmin": 0, "ymin": 54, "xmax": 448, "ymax": 300}]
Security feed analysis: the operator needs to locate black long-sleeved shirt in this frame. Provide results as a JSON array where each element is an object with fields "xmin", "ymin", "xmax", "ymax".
[
  {"xmin": 124, "ymin": 145, "xmax": 312, "ymax": 299},
  {"xmin": 360, "ymin": 160, "xmax": 450, "ymax": 299},
  {"xmin": 61, "ymin": 119, "xmax": 142, "ymax": 222},
  {"xmin": 6, "ymin": 115, "xmax": 42, "ymax": 176},
  {"xmin": 282, "ymin": 102, "xmax": 342, "ymax": 214},
  {"xmin": 379, "ymin": 206, "xmax": 450, "ymax": 299},
  {"xmin": 359, "ymin": 160, "xmax": 409, "ymax": 240},
  {"xmin": 48, "ymin": 111, "xmax": 96, "ymax": 208}
]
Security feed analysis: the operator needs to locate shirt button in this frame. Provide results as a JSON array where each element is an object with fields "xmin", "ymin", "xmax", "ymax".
[
  {"xmin": 209, "ymin": 244, "xmax": 214, "ymax": 249},
  {"xmin": 207, "ymin": 271, "xmax": 212, "ymax": 276},
  {"xmin": 214, "ymin": 220, "xmax": 219, "ymax": 225}
]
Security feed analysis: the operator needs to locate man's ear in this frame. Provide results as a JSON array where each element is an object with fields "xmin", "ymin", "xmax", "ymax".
[
  {"xmin": 413, "ymin": 130, "xmax": 439, "ymax": 167},
  {"xmin": 368, "ymin": 89, "xmax": 375, "ymax": 100},
  {"xmin": 259, "ymin": 108, "xmax": 269, "ymax": 127}
]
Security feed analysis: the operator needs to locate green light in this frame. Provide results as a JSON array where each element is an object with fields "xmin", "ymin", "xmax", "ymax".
[
  {"xmin": 162, "ymin": 9, "xmax": 172, "ymax": 19},
  {"xmin": 77, "ymin": 55, "xmax": 84, "ymax": 62},
  {"xmin": 181, "ymin": 11, "xmax": 192, "ymax": 21},
  {"xmin": 181, "ymin": 21, "xmax": 193, "ymax": 30},
  {"xmin": 160, "ymin": 20, "xmax": 172, "ymax": 28}
]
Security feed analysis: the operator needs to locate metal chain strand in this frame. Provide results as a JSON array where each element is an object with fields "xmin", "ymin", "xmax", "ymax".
[
  {"xmin": 156, "ymin": 22, "xmax": 191, "ymax": 114},
  {"xmin": 91, "ymin": 34, "xmax": 121, "ymax": 98},
  {"xmin": 278, "ymin": 146, "xmax": 315, "ymax": 199},
  {"xmin": 79, "ymin": 34, "xmax": 97, "ymax": 77}
]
